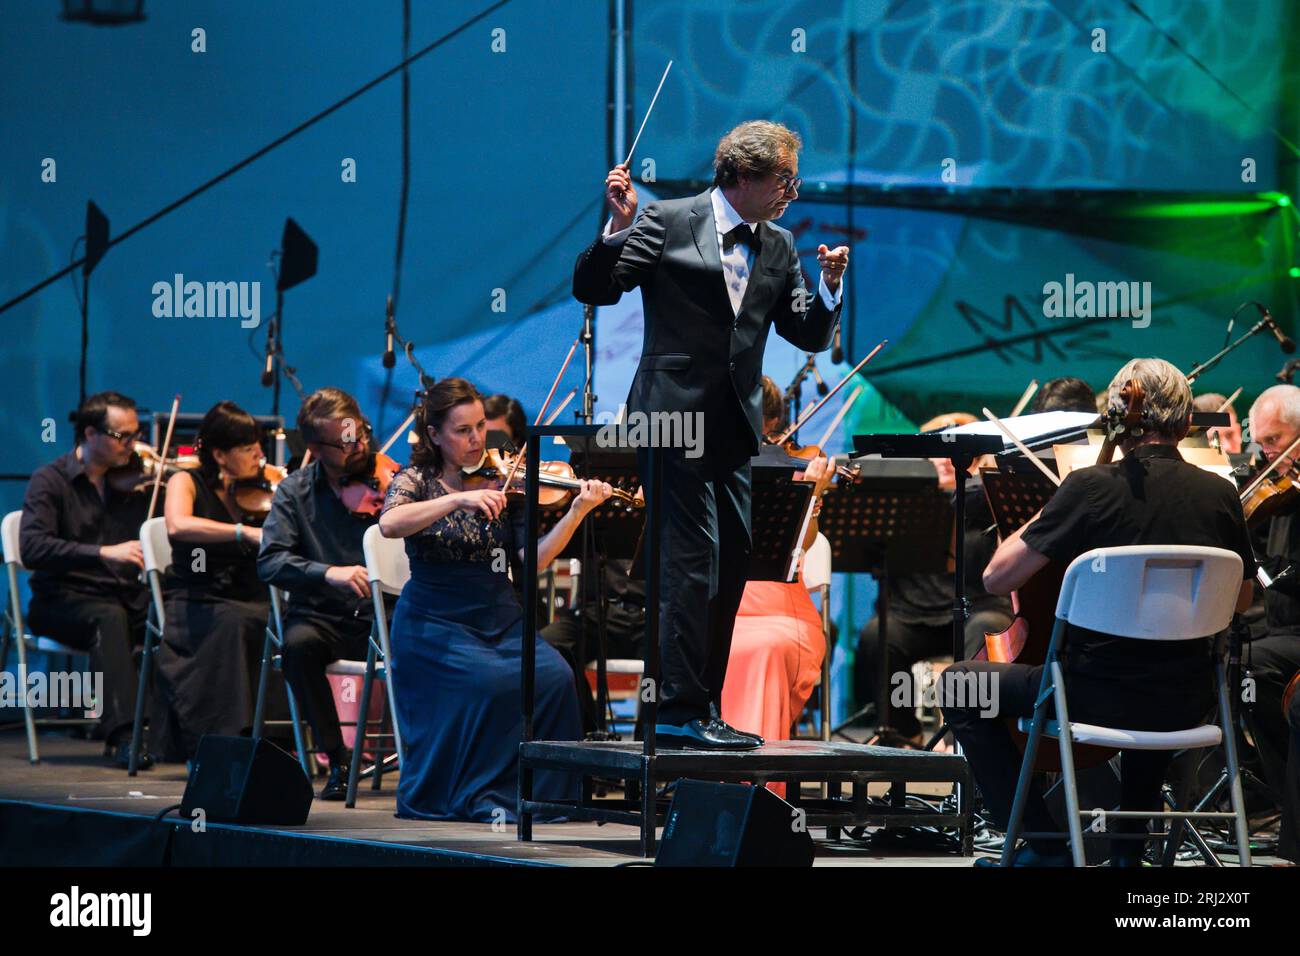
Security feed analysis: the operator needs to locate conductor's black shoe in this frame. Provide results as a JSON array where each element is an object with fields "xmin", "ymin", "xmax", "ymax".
[
  {"xmin": 974, "ymin": 843, "xmax": 1072, "ymax": 867},
  {"xmin": 319, "ymin": 764, "xmax": 350, "ymax": 801},
  {"xmin": 105, "ymin": 741, "xmax": 152, "ymax": 770},
  {"xmin": 655, "ymin": 718, "xmax": 761, "ymax": 750},
  {"xmin": 708, "ymin": 702, "xmax": 764, "ymax": 745}
]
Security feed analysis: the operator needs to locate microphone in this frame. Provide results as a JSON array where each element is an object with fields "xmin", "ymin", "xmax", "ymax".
[
  {"xmin": 808, "ymin": 357, "xmax": 829, "ymax": 396},
  {"xmin": 1257, "ymin": 302, "xmax": 1295, "ymax": 354},
  {"xmin": 382, "ymin": 294, "xmax": 396, "ymax": 369},
  {"xmin": 831, "ymin": 325, "xmax": 844, "ymax": 364},
  {"xmin": 260, "ymin": 318, "xmax": 275, "ymax": 387}
]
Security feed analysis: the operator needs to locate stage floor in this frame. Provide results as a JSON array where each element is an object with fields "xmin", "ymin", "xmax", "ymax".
[
  {"xmin": 0, "ymin": 729, "xmax": 1275, "ymax": 867},
  {"xmin": 0, "ymin": 729, "xmax": 983, "ymax": 867}
]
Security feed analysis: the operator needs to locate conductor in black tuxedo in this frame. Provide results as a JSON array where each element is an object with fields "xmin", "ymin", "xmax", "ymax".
[{"xmin": 572, "ymin": 121, "xmax": 848, "ymax": 749}]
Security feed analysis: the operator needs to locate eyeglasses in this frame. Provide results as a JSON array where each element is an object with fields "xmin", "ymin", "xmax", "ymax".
[
  {"xmin": 774, "ymin": 171, "xmax": 803, "ymax": 194},
  {"xmin": 98, "ymin": 426, "xmax": 142, "ymax": 444},
  {"xmin": 314, "ymin": 433, "xmax": 370, "ymax": 452}
]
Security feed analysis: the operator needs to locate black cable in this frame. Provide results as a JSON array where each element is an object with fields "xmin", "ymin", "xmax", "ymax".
[
  {"xmin": 153, "ymin": 802, "xmax": 183, "ymax": 822},
  {"xmin": 0, "ymin": 0, "xmax": 514, "ymax": 319},
  {"xmin": 378, "ymin": 0, "xmax": 415, "ymax": 439}
]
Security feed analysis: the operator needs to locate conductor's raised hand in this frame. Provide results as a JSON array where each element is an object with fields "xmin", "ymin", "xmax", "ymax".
[
  {"xmin": 458, "ymin": 488, "xmax": 509, "ymax": 522},
  {"xmin": 817, "ymin": 244, "xmax": 850, "ymax": 292},
  {"xmin": 606, "ymin": 164, "xmax": 638, "ymax": 232}
]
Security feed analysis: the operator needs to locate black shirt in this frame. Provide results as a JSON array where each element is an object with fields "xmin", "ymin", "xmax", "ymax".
[
  {"xmin": 256, "ymin": 461, "xmax": 381, "ymax": 619},
  {"xmin": 891, "ymin": 477, "xmax": 1011, "ymax": 626},
  {"xmin": 19, "ymin": 449, "xmax": 150, "ymax": 602},
  {"xmin": 1021, "ymin": 443, "xmax": 1255, "ymax": 685},
  {"xmin": 1260, "ymin": 512, "xmax": 1300, "ymax": 635},
  {"xmin": 165, "ymin": 470, "xmax": 263, "ymax": 601}
]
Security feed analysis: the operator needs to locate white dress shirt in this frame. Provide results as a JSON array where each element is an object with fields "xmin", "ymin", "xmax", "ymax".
[{"xmin": 603, "ymin": 188, "xmax": 843, "ymax": 317}]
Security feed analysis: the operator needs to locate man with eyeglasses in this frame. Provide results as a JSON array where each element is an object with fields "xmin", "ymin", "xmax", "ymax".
[
  {"xmin": 571, "ymin": 120, "xmax": 849, "ymax": 749},
  {"xmin": 257, "ymin": 386, "xmax": 394, "ymax": 799},
  {"xmin": 19, "ymin": 391, "xmax": 153, "ymax": 768}
]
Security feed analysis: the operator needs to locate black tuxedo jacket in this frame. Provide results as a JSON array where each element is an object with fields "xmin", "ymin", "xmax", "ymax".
[{"xmin": 572, "ymin": 190, "xmax": 842, "ymax": 462}]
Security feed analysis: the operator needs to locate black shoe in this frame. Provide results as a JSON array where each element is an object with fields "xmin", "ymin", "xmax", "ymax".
[
  {"xmin": 708, "ymin": 702, "xmax": 764, "ymax": 745},
  {"xmin": 974, "ymin": 843, "xmax": 1072, "ymax": 867},
  {"xmin": 655, "ymin": 718, "xmax": 761, "ymax": 751},
  {"xmin": 319, "ymin": 764, "xmax": 350, "ymax": 801},
  {"xmin": 104, "ymin": 741, "xmax": 152, "ymax": 771}
]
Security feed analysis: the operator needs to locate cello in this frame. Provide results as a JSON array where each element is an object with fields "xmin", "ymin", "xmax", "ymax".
[{"xmin": 980, "ymin": 379, "xmax": 1146, "ymax": 770}]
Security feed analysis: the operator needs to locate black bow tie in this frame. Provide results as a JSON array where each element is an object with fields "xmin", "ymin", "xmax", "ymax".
[{"xmin": 723, "ymin": 223, "xmax": 758, "ymax": 254}]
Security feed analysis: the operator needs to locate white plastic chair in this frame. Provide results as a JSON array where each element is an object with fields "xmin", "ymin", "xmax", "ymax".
[
  {"xmin": 126, "ymin": 516, "xmax": 172, "ymax": 775},
  {"xmin": 1003, "ymin": 545, "xmax": 1250, "ymax": 867},
  {"xmin": 0, "ymin": 510, "xmax": 97, "ymax": 763},
  {"xmin": 797, "ymin": 532, "xmax": 833, "ymax": 740},
  {"xmin": 344, "ymin": 524, "xmax": 409, "ymax": 806}
]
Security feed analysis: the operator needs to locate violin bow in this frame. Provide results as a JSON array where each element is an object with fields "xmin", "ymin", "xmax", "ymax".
[
  {"xmin": 543, "ymin": 388, "xmax": 578, "ymax": 427},
  {"xmin": 773, "ymin": 339, "xmax": 886, "ymax": 446},
  {"xmin": 981, "ymin": 407, "xmax": 1061, "ymax": 488},
  {"xmin": 147, "ymin": 395, "xmax": 182, "ymax": 520},
  {"xmin": 503, "ymin": 338, "xmax": 581, "ymax": 491},
  {"xmin": 814, "ymin": 384, "xmax": 863, "ymax": 451},
  {"xmin": 1241, "ymin": 430, "xmax": 1300, "ymax": 501},
  {"xmin": 1009, "ymin": 379, "xmax": 1039, "ymax": 418},
  {"xmin": 1217, "ymin": 387, "xmax": 1243, "ymax": 414}
]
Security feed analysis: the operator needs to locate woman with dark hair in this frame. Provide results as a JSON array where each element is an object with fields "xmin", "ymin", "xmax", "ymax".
[
  {"xmin": 151, "ymin": 400, "xmax": 271, "ymax": 761},
  {"xmin": 482, "ymin": 393, "xmax": 527, "ymax": 449},
  {"xmin": 379, "ymin": 377, "xmax": 611, "ymax": 821}
]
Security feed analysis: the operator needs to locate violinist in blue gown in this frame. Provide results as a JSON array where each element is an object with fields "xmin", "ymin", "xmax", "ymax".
[{"xmin": 378, "ymin": 377, "xmax": 612, "ymax": 822}]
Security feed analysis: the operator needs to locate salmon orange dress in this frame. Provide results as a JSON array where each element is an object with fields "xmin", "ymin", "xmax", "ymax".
[{"xmin": 721, "ymin": 578, "xmax": 826, "ymax": 746}]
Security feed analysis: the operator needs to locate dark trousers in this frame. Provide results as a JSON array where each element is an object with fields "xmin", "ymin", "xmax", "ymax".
[
  {"xmin": 542, "ymin": 608, "xmax": 644, "ymax": 733},
  {"xmin": 945, "ymin": 659, "xmax": 1214, "ymax": 859},
  {"xmin": 1244, "ymin": 633, "xmax": 1300, "ymax": 815},
  {"xmin": 26, "ymin": 589, "xmax": 148, "ymax": 743},
  {"xmin": 639, "ymin": 445, "xmax": 751, "ymax": 726},
  {"xmin": 280, "ymin": 610, "xmax": 371, "ymax": 765},
  {"xmin": 855, "ymin": 608, "xmax": 1013, "ymax": 737}
]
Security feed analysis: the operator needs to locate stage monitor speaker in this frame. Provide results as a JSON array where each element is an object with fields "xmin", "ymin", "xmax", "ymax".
[
  {"xmin": 655, "ymin": 779, "xmax": 814, "ymax": 867},
  {"xmin": 180, "ymin": 736, "xmax": 313, "ymax": 826}
]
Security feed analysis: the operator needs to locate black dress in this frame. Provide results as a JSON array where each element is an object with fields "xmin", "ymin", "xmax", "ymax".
[{"xmin": 151, "ymin": 471, "xmax": 270, "ymax": 761}]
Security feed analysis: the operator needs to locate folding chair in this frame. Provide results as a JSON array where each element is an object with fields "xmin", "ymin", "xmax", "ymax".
[
  {"xmin": 0, "ymin": 510, "xmax": 97, "ymax": 763},
  {"xmin": 344, "ymin": 524, "xmax": 409, "ymax": 806},
  {"xmin": 1003, "ymin": 545, "xmax": 1251, "ymax": 867},
  {"xmin": 251, "ymin": 585, "xmax": 313, "ymax": 778},
  {"xmin": 127, "ymin": 516, "xmax": 171, "ymax": 775}
]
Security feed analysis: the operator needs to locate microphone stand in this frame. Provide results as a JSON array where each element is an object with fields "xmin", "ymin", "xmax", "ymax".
[{"xmin": 1187, "ymin": 308, "xmax": 1289, "ymax": 384}]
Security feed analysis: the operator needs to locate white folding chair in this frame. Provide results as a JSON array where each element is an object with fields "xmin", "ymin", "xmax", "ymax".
[
  {"xmin": 796, "ymin": 532, "xmax": 833, "ymax": 741},
  {"xmin": 1003, "ymin": 545, "xmax": 1250, "ymax": 867},
  {"xmin": 251, "ymin": 586, "xmax": 313, "ymax": 778},
  {"xmin": 0, "ymin": 510, "xmax": 97, "ymax": 763},
  {"xmin": 126, "ymin": 516, "xmax": 172, "ymax": 775},
  {"xmin": 345, "ymin": 524, "xmax": 409, "ymax": 806}
]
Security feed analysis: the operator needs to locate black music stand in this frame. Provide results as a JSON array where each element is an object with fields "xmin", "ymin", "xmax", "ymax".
[
  {"xmin": 855, "ymin": 434, "xmax": 1005, "ymax": 664},
  {"xmin": 749, "ymin": 457, "xmax": 817, "ymax": 582},
  {"xmin": 817, "ymin": 464, "xmax": 950, "ymax": 740},
  {"xmin": 518, "ymin": 425, "xmax": 663, "ymax": 843},
  {"xmin": 537, "ymin": 436, "xmax": 643, "ymax": 736}
]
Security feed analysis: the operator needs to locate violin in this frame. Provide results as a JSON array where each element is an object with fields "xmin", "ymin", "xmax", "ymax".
[
  {"xmin": 771, "ymin": 437, "xmax": 862, "ymax": 483},
  {"xmin": 337, "ymin": 451, "xmax": 401, "ymax": 517},
  {"xmin": 106, "ymin": 441, "xmax": 200, "ymax": 496},
  {"xmin": 226, "ymin": 461, "xmax": 288, "ymax": 525},
  {"xmin": 1240, "ymin": 432, "xmax": 1300, "ymax": 528},
  {"xmin": 461, "ymin": 447, "xmax": 643, "ymax": 510},
  {"xmin": 1241, "ymin": 472, "xmax": 1300, "ymax": 528}
]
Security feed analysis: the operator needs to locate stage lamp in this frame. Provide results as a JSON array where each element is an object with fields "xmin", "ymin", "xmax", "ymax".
[{"xmin": 60, "ymin": 1, "xmax": 145, "ymax": 25}]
